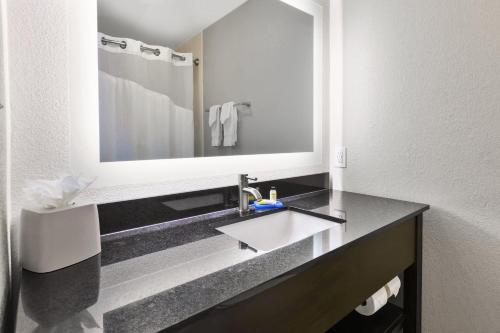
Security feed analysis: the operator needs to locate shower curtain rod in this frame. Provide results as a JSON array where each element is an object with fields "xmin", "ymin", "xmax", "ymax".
[{"xmin": 101, "ymin": 36, "xmax": 199, "ymax": 65}]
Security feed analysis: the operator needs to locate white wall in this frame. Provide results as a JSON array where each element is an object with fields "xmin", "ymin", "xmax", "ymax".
[
  {"xmin": 0, "ymin": 0, "xmax": 9, "ymax": 329},
  {"xmin": 4, "ymin": 0, "xmax": 71, "ymax": 292},
  {"xmin": 334, "ymin": 0, "xmax": 500, "ymax": 332}
]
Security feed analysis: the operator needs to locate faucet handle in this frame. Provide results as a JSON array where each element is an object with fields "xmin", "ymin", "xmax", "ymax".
[
  {"xmin": 246, "ymin": 176, "xmax": 258, "ymax": 182},
  {"xmin": 238, "ymin": 174, "xmax": 258, "ymax": 186}
]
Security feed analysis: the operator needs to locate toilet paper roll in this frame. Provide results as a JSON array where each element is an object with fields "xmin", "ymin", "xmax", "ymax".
[
  {"xmin": 385, "ymin": 276, "xmax": 401, "ymax": 298},
  {"xmin": 355, "ymin": 287, "xmax": 388, "ymax": 316}
]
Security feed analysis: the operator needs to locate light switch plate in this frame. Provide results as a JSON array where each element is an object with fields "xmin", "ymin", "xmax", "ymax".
[{"xmin": 334, "ymin": 146, "xmax": 347, "ymax": 168}]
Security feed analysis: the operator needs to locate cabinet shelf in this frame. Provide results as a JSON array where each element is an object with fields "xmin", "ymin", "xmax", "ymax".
[{"xmin": 328, "ymin": 303, "xmax": 405, "ymax": 333}]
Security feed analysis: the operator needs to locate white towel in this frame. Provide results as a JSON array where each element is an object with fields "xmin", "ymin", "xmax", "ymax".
[
  {"xmin": 220, "ymin": 102, "xmax": 238, "ymax": 146},
  {"xmin": 208, "ymin": 105, "xmax": 222, "ymax": 146}
]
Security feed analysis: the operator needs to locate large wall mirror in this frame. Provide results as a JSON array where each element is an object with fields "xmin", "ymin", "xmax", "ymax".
[
  {"xmin": 97, "ymin": 0, "xmax": 314, "ymax": 162},
  {"xmin": 68, "ymin": 0, "xmax": 323, "ymax": 187}
]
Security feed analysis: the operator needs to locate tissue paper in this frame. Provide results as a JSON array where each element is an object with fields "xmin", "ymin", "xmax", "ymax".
[
  {"xmin": 385, "ymin": 276, "xmax": 401, "ymax": 297},
  {"xmin": 355, "ymin": 287, "xmax": 388, "ymax": 316},
  {"xmin": 24, "ymin": 175, "xmax": 95, "ymax": 209},
  {"xmin": 355, "ymin": 276, "xmax": 401, "ymax": 316}
]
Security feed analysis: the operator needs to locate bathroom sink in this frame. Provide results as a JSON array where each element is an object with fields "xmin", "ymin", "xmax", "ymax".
[{"xmin": 216, "ymin": 210, "xmax": 336, "ymax": 252}]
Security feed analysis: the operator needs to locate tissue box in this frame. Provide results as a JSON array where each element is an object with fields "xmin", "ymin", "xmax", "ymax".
[{"xmin": 21, "ymin": 204, "xmax": 101, "ymax": 273}]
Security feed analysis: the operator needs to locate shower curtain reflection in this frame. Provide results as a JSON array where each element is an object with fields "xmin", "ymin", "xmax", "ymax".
[{"xmin": 98, "ymin": 33, "xmax": 194, "ymax": 162}]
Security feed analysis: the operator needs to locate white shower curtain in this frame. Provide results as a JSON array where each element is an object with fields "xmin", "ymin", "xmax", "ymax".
[{"xmin": 98, "ymin": 32, "xmax": 194, "ymax": 161}]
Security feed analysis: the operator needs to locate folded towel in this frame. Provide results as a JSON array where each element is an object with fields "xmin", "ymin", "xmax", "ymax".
[
  {"xmin": 220, "ymin": 102, "xmax": 238, "ymax": 146},
  {"xmin": 208, "ymin": 105, "xmax": 222, "ymax": 146}
]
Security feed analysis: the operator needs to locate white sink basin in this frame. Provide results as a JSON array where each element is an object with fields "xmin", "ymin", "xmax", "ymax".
[{"xmin": 216, "ymin": 210, "xmax": 336, "ymax": 252}]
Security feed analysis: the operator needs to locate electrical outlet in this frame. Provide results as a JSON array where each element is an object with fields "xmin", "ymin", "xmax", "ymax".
[{"xmin": 334, "ymin": 146, "xmax": 347, "ymax": 168}]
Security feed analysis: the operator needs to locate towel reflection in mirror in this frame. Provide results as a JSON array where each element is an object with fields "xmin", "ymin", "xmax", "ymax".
[
  {"xmin": 209, "ymin": 102, "xmax": 247, "ymax": 147},
  {"xmin": 220, "ymin": 102, "xmax": 238, "ymax": 147}
]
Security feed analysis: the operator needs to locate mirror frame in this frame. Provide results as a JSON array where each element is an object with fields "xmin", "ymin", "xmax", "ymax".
[{"xmin": 68, "ymin": 0, "xmax": 325, "ymax": 188}]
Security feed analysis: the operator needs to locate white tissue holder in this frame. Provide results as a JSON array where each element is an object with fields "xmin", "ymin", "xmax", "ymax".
[{"xmin": 21, "ymin": 204, "xmax": 101, "ymax": 273}]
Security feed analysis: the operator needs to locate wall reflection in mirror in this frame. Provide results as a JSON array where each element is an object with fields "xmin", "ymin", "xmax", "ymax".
[{"xmin": 98, "ymin": 0, "xmax": 314, "ymax": 162}]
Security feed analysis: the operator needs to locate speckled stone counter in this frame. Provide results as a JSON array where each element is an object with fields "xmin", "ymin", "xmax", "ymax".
[{"xmin": 14, "ymin": 190, "xmax": 428, "ymax": 333}]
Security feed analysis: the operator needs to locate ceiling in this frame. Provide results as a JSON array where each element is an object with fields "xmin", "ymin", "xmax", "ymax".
[{"xmin": 98, "ymin": 0, "xmax": 249, "ymax": 49}]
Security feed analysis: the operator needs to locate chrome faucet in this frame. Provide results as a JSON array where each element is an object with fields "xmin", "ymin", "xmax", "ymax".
[{"xmin": 238, "ymin": 174, "xmax": 262, "ymax": 213}]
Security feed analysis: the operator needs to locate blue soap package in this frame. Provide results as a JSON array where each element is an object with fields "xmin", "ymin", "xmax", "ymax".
[{"xmin": 253, "ymin": 200, "xmax": 284, "ymax": 210}]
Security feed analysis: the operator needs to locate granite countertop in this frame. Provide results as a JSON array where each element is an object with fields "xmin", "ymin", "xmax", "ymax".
[{"xmin": 14, "ymin": 190, "xmax": 429, "ymax": 333}]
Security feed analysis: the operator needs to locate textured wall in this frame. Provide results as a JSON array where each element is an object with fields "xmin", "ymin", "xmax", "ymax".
[
  {"xmin": 5, "ymin": 0, "xmax": 71, "ymax": 287},
  {"xmin": 7, "ymin": 0, "xmax": 70, "ymax": 214},
  {"xmin": 338, "ymin": 0, "xmax": 500, "ymax": 332},
  {"xmin": 0, "ymin": 131, "xmax": 6, "ymax": 329},
  {"xmin": 0, "ymin": 0, "xmax": 8, "ymax": 328}
]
